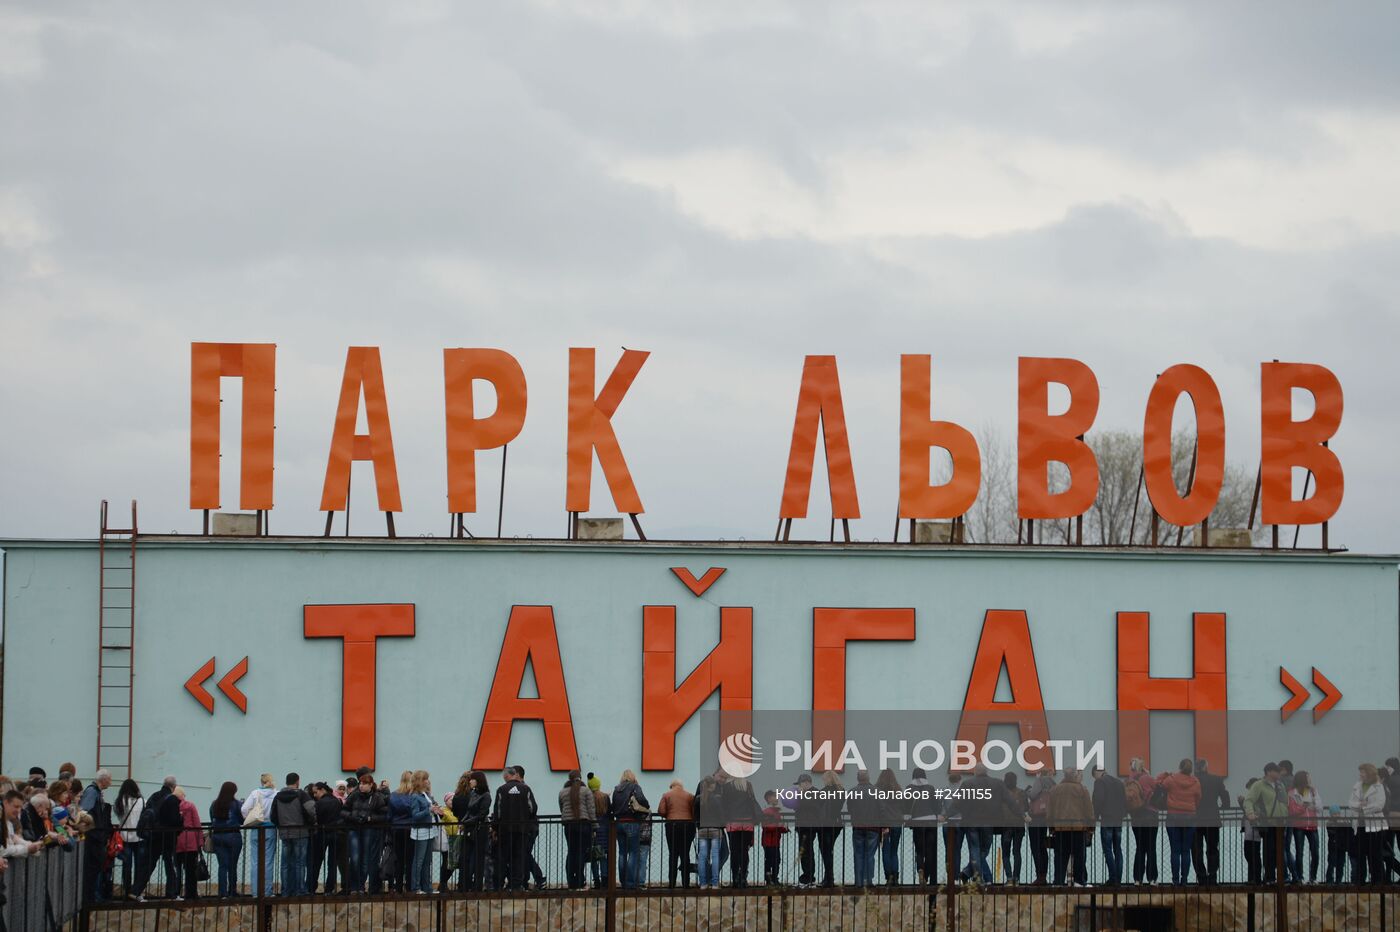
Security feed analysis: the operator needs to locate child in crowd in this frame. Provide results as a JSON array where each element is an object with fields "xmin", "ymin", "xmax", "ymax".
[{"xmin": 761, "ymin": 790, "xmax": 788, "ymax": 885}]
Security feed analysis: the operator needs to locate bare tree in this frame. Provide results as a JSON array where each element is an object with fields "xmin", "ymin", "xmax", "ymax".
[{"xmin": 960, "ymin": 429, "xmax": 1259, "ymax": 545}]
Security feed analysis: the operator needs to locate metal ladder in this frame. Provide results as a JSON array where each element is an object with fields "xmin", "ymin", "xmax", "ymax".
[{"xmin": 97, "ymin": 499, "xmax": 137, "ymax": 781}]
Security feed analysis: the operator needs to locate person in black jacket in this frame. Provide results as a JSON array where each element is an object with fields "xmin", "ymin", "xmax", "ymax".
[
  {"xmin": 1191, "ymin": 759, "xmax": 1230, "ymax": 885},
  {"xmin": 957, "ymin": 766, "xmax": 1010, "ymax": 884},
  {"xmin": 343, "ymin": 768, "xmax": 387, "ymax": 894},
  {"xmin": 452, "ymin": 771, "xmax": 491, "ymax": 892},
  {"xmin": 788, "ymin": 774, "xmax": 820, "ymax": 886},
  {"xmin": 1091, "ymin": 767, "xmax": 1128, "ymax": 884},
  {"xmin": 493, "ymin": 767, "xmax": 538, "ymax": 890},
  {"xmin": 307, "ymin": 783, "xmax": 344, "ymax": 894},
  {"xmin": 906, "ymin": 768, "xmax": 942, "ymax": 886},
  {"xmin": 130, "ymin": 777, "xmax": 175, "ymax": 900}
]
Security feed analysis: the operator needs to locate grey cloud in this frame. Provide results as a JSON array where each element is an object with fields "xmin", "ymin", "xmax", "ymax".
[{"xmin": 0, "ymin": 1, "xmax": 1396, "ymax": 554}]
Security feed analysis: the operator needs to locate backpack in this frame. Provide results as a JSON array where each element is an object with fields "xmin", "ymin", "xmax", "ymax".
[
  {"xmin": 1149, "ymin": 781, "xmax": 1169, "ymax": 810},
  {"xmin": 1125, "ymin": 780, "xmax": 1144, "ymax": 812},
  {"xmin": 136, "ymin": 793, "xmax": 161, "ymax": 840},
  {"xmin": 1029, "ymin": 790, "xmax": 1049, "ymax": 819}
]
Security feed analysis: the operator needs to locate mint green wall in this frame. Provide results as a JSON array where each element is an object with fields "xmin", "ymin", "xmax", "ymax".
[{"xmin": 2, "ymin": 539, "xmax": 1395, "ymax": 808}]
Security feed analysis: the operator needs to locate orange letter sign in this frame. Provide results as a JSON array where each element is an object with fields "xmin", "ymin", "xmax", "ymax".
[
  {"xmin": 303, "ymin": 603, "xmax": 415, "ymax": 771},
  {"xmin": 812, "ymin": 608, "xmax": 915, "ymax": 769},
  {"xmin": 780, "ymin": 356, "xmax": 860, "ymax": 520},
  {"xmin": 956, "ymin": 610, "xmax": 1052, "ymax": 771},
  {"xmin": 565, "ymin": 347, "xmax": 648, "ymax": 515},
  {"xmin": 642, "ymin": 605, "xmax": 753, "ymax": 770},
  {"xmin": 190, "ymin": 342, "xmax": 276, "ymax": 511},
  {"xmin": 474, "ymin": 606, "xmax": 580, "ymax": 771},
  {"xmin": 444, "ymin": 349, "xmax": 528, "ymax": 514},
  {"xmin": 1017, "ymin": 357, "xmax": 1100, "ymax": 519},
  {"xmin": 1143, "ymin": 364, "xmax": 1226, "ymax": 527},
  {"xmin": 899, "ymin": 354, "xmax": 980, "ymax": 519},
  {"xmin": 320, "ymin": 347, "xmax": 403, "ymax": 512},
  {"xmin": 1260, "ymin": 362, "xmax": 1344, "ymax": 525},
  {"xmin": 1117, "ymin": 611, "xmax": 1228, "ymax": 775}
]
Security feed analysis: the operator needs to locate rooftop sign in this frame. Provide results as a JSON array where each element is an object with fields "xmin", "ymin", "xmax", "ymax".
[{"xmin": 188, "ymin": 343, "xmax": 1343, "ymax": 531}]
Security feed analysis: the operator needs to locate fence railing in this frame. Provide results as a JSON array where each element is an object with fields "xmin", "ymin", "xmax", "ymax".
[
  {"xmin": 2, "ymin": 840, "xmax": 85, "ymax": 932},
  {"xmin": 74, "ymin": 811, "xmax": 1400, "ymax": 931}
]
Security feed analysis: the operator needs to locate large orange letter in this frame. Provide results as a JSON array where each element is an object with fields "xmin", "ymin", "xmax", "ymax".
[
  {"xmin": 320, "ymin": 347, "xmax": 403, "ymax": 512},
  {"xmin": 642, "ymin": 605, "xmax": 752, "ymax": 770},
  {"xmin": 956, "ymin": 610, "xmax": 1052, "ymax": 771},
  {"xmin": 565, "ymin": 348, "xmax": 648, "ymax": 514},
  {"xmin": 444, "ymin": 349, "xmax": 528, "ymax": 514},
  {"xmin": 190, "ymin": 342, "xmax": 276, "ymax": 511},
  {"xmin": 473, "ymin": 606, "xmax": 580, "ymax": 771},
  {"xmin": 1143, "ymin": 364, "xmax": 1226, "ymax": 527},
  {"xmin": 812, "ymin": 608, "xmax": 915, "ymax": 769},
  {"xmin": 780, "ymin": 356, "xmax": 860, "ymax": 520},
  {"xmin": 303, "ymin": 603, "xmax": 415, "ymax": 771},
  {"xmin": 1260, "ymin": 362, "xmax": 1344, "ymax": 525},
  {"xmin": 899, "ymin": 354, "xmax": 980, "ymax": 518},
  {"xmin": 1117, "ymin": 611, "xmax": 1227, "ymax": 775},
  {"xmin": 1017, "ymin": 357, "xmax": 1100, "ymax": 519}
]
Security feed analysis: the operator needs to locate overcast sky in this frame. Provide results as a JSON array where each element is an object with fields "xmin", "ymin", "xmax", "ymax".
[{"xmin": 2, "ymin": 1, "xmax": 1397, "ymax": 551}]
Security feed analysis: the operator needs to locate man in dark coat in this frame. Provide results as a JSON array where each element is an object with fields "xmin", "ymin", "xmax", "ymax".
[{"xmin": 1191, "ymin": 758, "xmax": 1230, "ymax": 884}]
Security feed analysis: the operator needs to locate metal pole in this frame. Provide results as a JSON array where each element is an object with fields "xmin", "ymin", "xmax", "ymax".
[
  {"xmin": 257, "ymin": 824, "xmax": 270, "ymax": 931},
  {"xmin": 1128, "ymin": 463, "xmax": 1145, "ymax": 543},
  {"xmin": 497, "ymin": 444, "xmax": 508, "ymax": 538},
  {"xmin": 1176, "ymin": 441, "xmax": 1198, "ymax": 546},
  {"xmin": 944, "ymin": 829, "xmax": 957, "ymax": 931},
  {"xmin": 1292, "ymin": 470, "xmax": 1313, "ymax": 549},
  {"xmin": 1274, "ymin": 825, "xmax": 1287, "ymax": 931},
  {"xmin": 605, "ymin": 818, "xmax": 618, "ymax": 932}
]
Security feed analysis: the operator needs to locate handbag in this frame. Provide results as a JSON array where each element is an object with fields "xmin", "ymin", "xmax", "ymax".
[
  {"xmin": 196, "ymin": 854, "xmax": 211, "ymax": 881},
  {"xmin": 433, "ymin": 825, "xmax": 449, "ymax": 853},
  {"xmin": 243, "ymin": 794, "xmax": 266, "ymax": 827},
  {"xmin": 380, "ymin": 841, "xmax": 398, "ymax": 876},
  {"xmin": 628, "ymin": 787, "xmax": 650, "ymax": 815},
  {"xmin": 203, "ymin": 832, "xmax": 214, "ymax": 853},
  {"xmin": 105, "ymin": 830, "xmax": 125, "ymax": 867}
]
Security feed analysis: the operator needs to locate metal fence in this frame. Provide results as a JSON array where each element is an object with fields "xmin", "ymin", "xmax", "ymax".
[
  {"xmin": 2, "ymin": 841, "xmax": 85, "ymax": 932},
  {"xmin": 77, "ymin": 814, "xmax": 1400, "ymax": 931}
]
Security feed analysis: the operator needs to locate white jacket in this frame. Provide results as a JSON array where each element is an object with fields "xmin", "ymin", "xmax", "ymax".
[
  {"xmin": 116, "ymin": 797, "xmax": 145, "ymax": 844},
  {"xmin": 242, "ymin": 787, "xmax": 277, "ymax": 824},
  {"xmin": 1348, "ymin": 781, "xmax": 1387, "ymax": 833}
]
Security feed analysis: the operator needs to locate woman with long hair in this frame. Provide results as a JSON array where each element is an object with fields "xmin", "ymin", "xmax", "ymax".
[
  {"xmin": 209, "ymin": 781, "xmax": 243, "ymax": 897},
  {"xmin": 816, "ymin": 771, "xmax": 845, "ymax": 888},
  {"xmin": 1288, "ymin": 771, "xmax": 1321, "ymax": 883},
  {"xmin": 694, "ymin": 777, "xmax": 723, "ymax": 889},
  {"xmin": 611, "ymin": 770, "xmax": 650, "ymax": 889},
  {"xmin": 452, "ymin": 771, "xmax": 490, "ymax": 892},
  {"xmin": 876, "ymin": 769, "xmax": 906, "ymax": 885},
  {"xmin": 1349, "ymin": 763, "xmax": 1387, "ymax": 883},
  {"xmin": 559, "ymin": 769, "xmax": 597, "ymax": 890},
  {"xmin": 387, "ymin": 770, "xmax": 415, "ymax": 892},
  {"xmin": 724, "ymin": 778, "xmax": 762, "ymax": 888},
  {"xmin": 408, "ymin": 771, "xmax": 439, "ymax": 894},
  {"xmin": 114, "ymin": 779, "xmax": 145, "ymax": 898}
]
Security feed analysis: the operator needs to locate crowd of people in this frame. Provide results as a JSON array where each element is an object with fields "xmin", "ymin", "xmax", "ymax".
[{"xmin": 4, "ymin": 755, "xmax": 1400, "ymax": 906}]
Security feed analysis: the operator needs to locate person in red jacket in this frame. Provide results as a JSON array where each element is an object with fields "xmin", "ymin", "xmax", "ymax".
[
  {"xmin": 1156, "ymin": 759, "xmax": 1202, "ymax": 884},
  {"xmin": 172, "ymin": 787, "xmax": 205, "ymax": 901},
  {"xmin": 760, "ymin": 790, "xmax": 789, "ymax": 885},
  {"xmin": 1126, "ymin": 758, "xmax": 1159, "ymax": 884}
]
